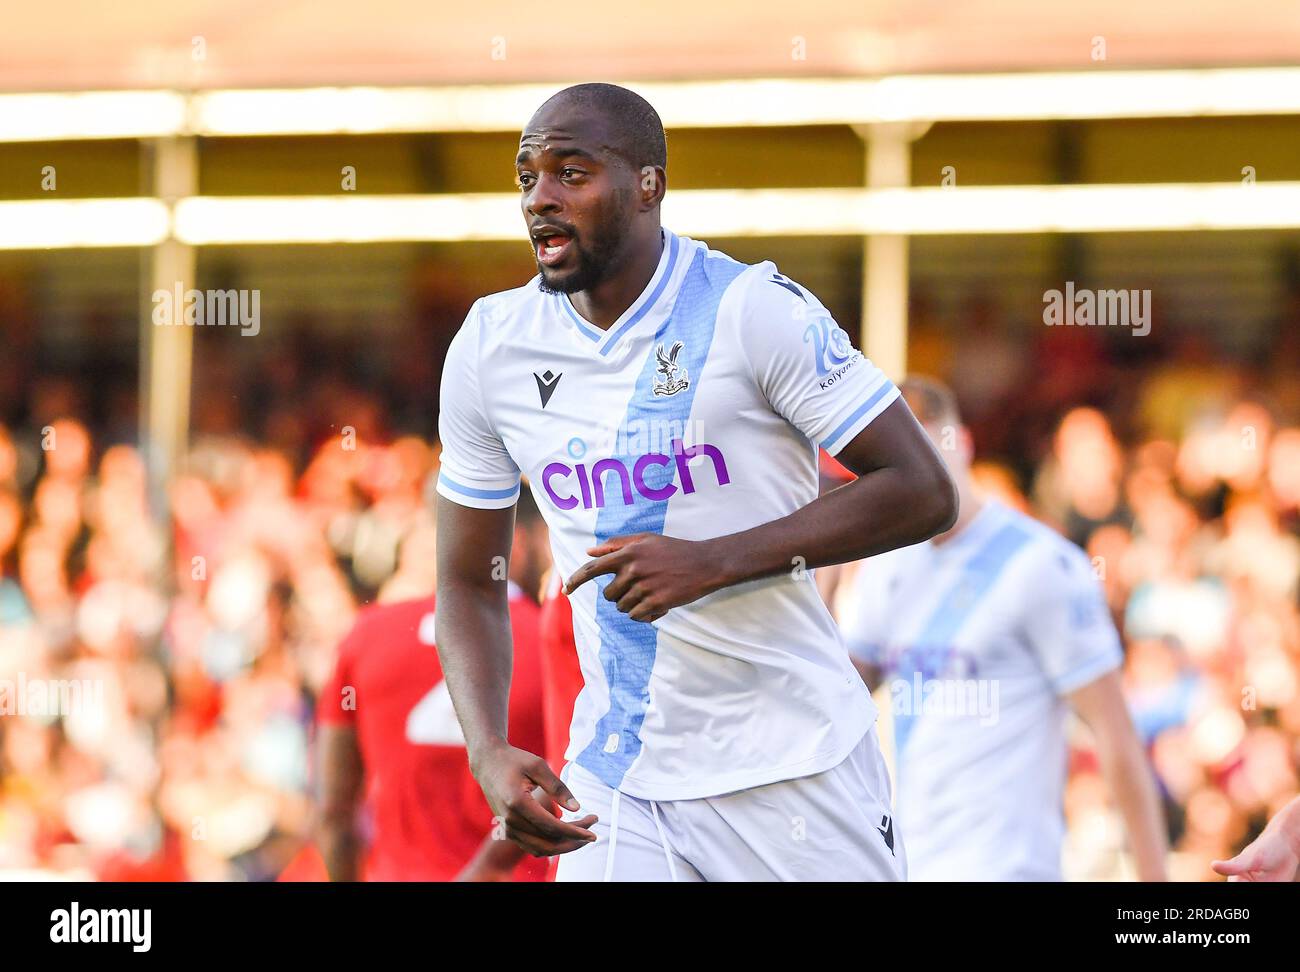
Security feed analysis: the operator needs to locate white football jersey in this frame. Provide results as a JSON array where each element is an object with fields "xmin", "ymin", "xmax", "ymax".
[
  {"xmin": 436, "ymin": 228, "xmax": 899, "ymax": 800},
  {"xmin": 842, "ymin": 498, "xmax": 1123, "ymax": 880}
]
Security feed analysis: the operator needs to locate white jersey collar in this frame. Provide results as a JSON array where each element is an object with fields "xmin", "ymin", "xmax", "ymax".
[{"xmin": 555, "ymin": 228, "xmax": 683, "ymax": 357}]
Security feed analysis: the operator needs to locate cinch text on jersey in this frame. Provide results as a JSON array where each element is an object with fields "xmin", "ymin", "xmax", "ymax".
[{"xmin": 540, "ymin": 438, "xmax": 731, "ymax": 510}]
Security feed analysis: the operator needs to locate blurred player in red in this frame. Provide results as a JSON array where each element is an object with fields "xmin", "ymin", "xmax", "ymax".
[
  {"xmin": 539, "ymin": 571, "xmax": 584, "ymax": 775},
  {"xmin": 537, "ymin": 570, "xmax": 584, "ymax": 880},
  {"xmin": 314, "ymin": 490, "xmax": 552, "ymax": 881}
]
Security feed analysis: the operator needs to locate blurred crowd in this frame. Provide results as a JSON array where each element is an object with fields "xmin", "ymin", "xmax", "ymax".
[
  {"xmin": 0, "ymin": 370, "xmax": 443, "ymax": 880},
  {"xmin": 0, "ymin": 302, "xmax": 1297, "ymax": 881}
]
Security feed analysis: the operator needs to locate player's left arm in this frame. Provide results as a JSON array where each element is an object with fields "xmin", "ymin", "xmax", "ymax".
[
  {"xmin": 565, "ymin": 397, "xmax": 954, "ymax": 620},
  {"xmin": 1068, "ymin": 671, "xmax": 1170, "ymax": 881},
  {"xmin": 566, "ymin": 270, "xmax": 955, "ymax": 620}
]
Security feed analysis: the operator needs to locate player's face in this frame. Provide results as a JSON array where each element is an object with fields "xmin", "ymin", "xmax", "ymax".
[{"xmin": 516, "ymin": 111, "xmax": 638, "ymax": 295}]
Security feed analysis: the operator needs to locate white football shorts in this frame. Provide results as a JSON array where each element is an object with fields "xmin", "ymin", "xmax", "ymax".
[{"xmin": 554, "ymin": 725, "xmax": 906, "ymax": 882}]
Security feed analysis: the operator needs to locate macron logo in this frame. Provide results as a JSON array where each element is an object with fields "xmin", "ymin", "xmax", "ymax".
[
  {"xmin": 534, "ymin": 369, "xmax": 562, "ymax": 408},
  {"xmin": 877, "ymin": 815, "xmax": 895, "ymax": 855}
]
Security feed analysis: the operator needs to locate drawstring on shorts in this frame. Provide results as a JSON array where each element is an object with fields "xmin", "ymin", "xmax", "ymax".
[
  {"xmin": 601, "ymin": 788, "xmax": 622, "ymax": 882},
  {"xmin": 648, "ymin": 800, "xmax": 679, "ymax": 882},
  {"xmin": 600, "ymin": 789, "xmax": 679, "ymax": 882}
]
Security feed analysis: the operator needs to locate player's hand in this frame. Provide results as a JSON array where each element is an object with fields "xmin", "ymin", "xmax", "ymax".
[
  {"xmin": 564, "ymin": 533, "xmax": 728, "ymax": 623},
  {"xmin": 1212, "ymin": 828, "xmax": 1300, "ymax": 882},
  {"xmin": 472, "ymin": 741, "xmax": 598, "ymax": 857}
]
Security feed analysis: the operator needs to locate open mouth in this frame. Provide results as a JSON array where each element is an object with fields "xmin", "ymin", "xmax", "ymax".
[{"xmin": 532, "ymin": 227, "xmax": 574, "ymax": 268}]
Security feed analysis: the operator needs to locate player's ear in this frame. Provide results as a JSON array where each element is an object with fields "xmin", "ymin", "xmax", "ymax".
[{"xmin": 638, "ymin": 165, "xmax": 666, "ymax": 209}]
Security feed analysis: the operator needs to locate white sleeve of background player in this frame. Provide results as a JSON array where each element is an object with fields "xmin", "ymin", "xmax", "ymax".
[
  {"xmin": 841, "ymin": 557, "xmax": 890, "ymax": 666},
  {"xmin": 1020, "ymin": 543, "xmax": 1123, "ymax": 695},
  {"xmin": 740, "ymin": 265, "xmax": 900, "ymax": 456},
  {"xmin": 434, "ymin": 300, "xmax": 522, "ymax": 510}
]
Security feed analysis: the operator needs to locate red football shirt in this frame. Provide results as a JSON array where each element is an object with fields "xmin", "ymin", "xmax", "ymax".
[
  {"xmin": 317, "ymin": 585, "xmax": 548, "ymax": 881},
  {"xmin": 538, "ymin": 572, "xmax": 584, "ymax": 774},
  {"xmin": 537, "ymin": 572, "xmax": 585, "ymax": 881}
]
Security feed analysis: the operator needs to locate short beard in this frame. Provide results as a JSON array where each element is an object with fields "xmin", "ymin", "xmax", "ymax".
[
  {"xmin": 535, "ymin": 190, "xmax": 633, "ymax": 296},
  {"xmin": 536, "ymin": 245, "xmax": 611, "ymax": 295}
]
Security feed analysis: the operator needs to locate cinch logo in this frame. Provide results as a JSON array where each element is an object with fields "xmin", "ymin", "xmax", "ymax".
[
  {"xmin": 541, "ymin": 437, "xmax": 730, "ymax": 510},
  {"xmin": 888, "ymin": 643, "xmax": 979, "ymax": 681}
]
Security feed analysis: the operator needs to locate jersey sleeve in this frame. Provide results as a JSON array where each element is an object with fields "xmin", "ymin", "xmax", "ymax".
[
  {"xmin": 1019, "ymin": 543, "xmax": 1123, "ymax": 695},
  {"xmin": 434, "ymin": 300, "xmax": 522, "ymax": 510},
  {"xmin": 739, "ymin": 266, "xmax": 900, "ymax": 456}
]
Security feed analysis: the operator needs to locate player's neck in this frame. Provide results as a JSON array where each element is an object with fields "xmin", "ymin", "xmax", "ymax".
[
  {"xmin": 932, "ymin": 478, "xmax": 984, "ymax": 547},
  {"xmin": 569, "ymin": 227, "xmax": 664, "ymax": 330}
]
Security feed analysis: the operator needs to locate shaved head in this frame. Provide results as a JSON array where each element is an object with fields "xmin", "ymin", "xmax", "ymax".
[
  {"xmin": 516, "ymin": 83, "xmax": 668, "ymax": 297},
  {"xmin": 535, "ymin": 83, "xmax": 667, "ymax": 171}
]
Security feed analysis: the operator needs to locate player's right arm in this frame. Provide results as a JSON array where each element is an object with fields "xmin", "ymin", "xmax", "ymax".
[
  {"xmin": 435, "ymin": 497, "xmax": 597, "ymax": 856},
  {"xmin": 433, "ymin": 301, "xmax": 596, "ymax": 857}
]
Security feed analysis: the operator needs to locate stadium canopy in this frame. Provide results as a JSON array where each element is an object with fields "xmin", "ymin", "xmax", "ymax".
[
  {"xmin": 3, "ymin": 0, "xmax": 1299, "ymax": 90},
  {"xmin": 4, "ymin": 0, "xmax": 1298, "ymax": 507}
]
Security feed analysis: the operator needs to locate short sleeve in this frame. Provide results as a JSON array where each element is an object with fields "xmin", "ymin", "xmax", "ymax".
[
  {"xmin": 434, "ymin": 300, "xmax": 522, "ymax": 510},
  {"xmin": 1020, "ymin": 543, "xmax": 1123, "ymax": 695},
  {"xmin": 740, "ymin": 266, "xmax": 900, "ymax": 456}
]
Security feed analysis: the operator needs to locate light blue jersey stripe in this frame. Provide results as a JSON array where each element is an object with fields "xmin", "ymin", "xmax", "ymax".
[
  {"xmin": 437, "ymin": 472, "xmax": 519, "ymax": 500},
  {"xmin": 598, "ymin": 232, "xmax": 680, "ymax": 356},
  {"xmin": 555, "ymin": 233, "xmax": 680, "ymax": 352},
  {"xmin": 556, "ymin": 296, "xmax": 602, "ymax": 342},
  {"xmin": 893, "ymin": 519, "xmax": 1032, "ymax": 759},
  {"xmin": 821, "ymin": 379, "xmax": 897, "ymax": 451},
  {"xmin": 576, "ymin": 250, "xmax": 746, "ymax": 789}
]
